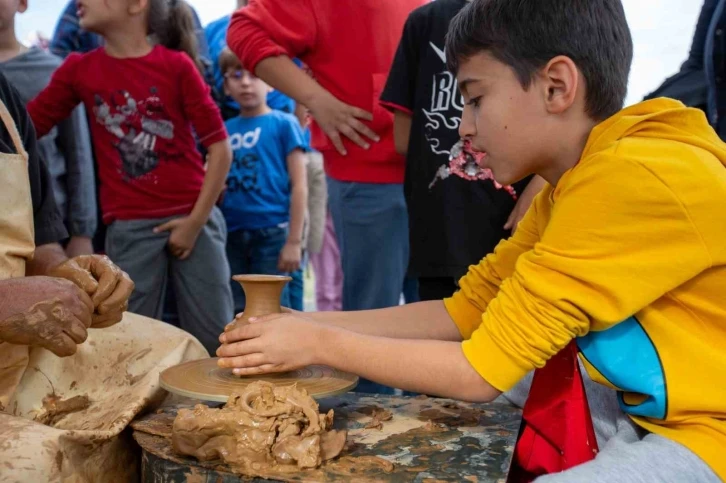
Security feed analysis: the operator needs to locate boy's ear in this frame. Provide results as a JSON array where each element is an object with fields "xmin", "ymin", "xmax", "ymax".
[
  {"xmin": 539, "ymin": 55, "xmax": 580, "ymax": 115},
  {"xmin": 17, "ymin": 0, "xmax": 28, "ymax": 14},
  {"xmin": 128, "ymin": 0, "xmax": 148, "ymax": 16}
]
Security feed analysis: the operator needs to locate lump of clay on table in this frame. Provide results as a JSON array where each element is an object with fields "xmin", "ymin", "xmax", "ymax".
[{"xmin": 172, "ymin": 381, "xmax": 347, "ymax": 473}]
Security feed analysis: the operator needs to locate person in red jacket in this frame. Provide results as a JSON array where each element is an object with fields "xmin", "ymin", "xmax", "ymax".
[{"xmin": 227, "ymin": 1, "xmax": 427, "ymax": 325}]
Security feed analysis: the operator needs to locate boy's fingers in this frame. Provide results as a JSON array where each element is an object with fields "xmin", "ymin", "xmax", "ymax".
[
  {"xmin": 328, "ymin": 131, "xmax": 347, "ymax": 156},
  {"xmin": 350, "ymin": 106, "xmax": 374, "ymax": 122},
  {"xmin": 154, "ymin": 219, "xmax": 178, "ymax": 234},
  {"xmin": 340, "ymin": 125, "xmax": 369, "ymax": 150},
  {"xmin": 220, "ymin": 322, "xmax": 265, "ymax": 344},
  {"xmin": 216, "ymin": 339, "xmax": 263, "ymax": 359},
  {"xmin": 349, "ymin": 118, "xmax": 379, "ymax": 142},
  {"xmin": 232, "ymin": 364, "xmax": 277, "ymax": 376}
]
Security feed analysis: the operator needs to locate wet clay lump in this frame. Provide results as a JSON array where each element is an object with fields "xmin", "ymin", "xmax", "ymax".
[
  {"xmin": 226, "ymin": 275, "xmax": 292, "ymax": 332},
  {"xmin": 171, "ymin": 381, "xmax": 347, "ymax": 475}
]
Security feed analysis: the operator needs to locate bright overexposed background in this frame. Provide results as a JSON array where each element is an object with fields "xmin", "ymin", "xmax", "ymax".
[{"xmin": 17, "ymin": 0, "xmax": 702, "ymax": 106}]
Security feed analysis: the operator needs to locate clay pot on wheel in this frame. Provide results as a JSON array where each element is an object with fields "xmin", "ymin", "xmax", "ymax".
[{"xmin": 227, "ymin": 275, "xmax": 292, "ymax": 332}]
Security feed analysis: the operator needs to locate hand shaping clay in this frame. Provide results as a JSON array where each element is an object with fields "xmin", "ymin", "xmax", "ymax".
[{"xmin": 172, "ymin": 381, "xmax": 347, "ymax": 475}]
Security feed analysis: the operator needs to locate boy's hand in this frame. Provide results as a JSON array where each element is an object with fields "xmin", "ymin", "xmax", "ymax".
[
  {"xmin": 216, "ymin": 313, "xmax": 325, "ymax": 375},
  {"xmin": 65, "ymin": 236, "xmax": 94, "ymax": 258},
  {"xmin": 308, "ymin": 90, "xmax": 379, "ymax": 156},
  {"xmin": 154, "ymin": 216, "xmax": 204, "ymax": 260},
  {"xmin": 277, "ymin": 241, "xmax": 302, "ymax": 273}
]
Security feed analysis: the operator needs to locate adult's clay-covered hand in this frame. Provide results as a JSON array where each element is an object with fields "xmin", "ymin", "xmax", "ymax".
[
  {"xmin": 0, "ymin": 277, "xmax": 94, "ymax": 356},
  {"xmin": 49, "ymin": 255, "xmax": 134, "ymax": 328}
]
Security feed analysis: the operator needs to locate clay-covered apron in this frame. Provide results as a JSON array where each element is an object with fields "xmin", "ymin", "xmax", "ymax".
[{"xmin": 0, "ymin": 99, "xmax": 209, "ymax": 482}]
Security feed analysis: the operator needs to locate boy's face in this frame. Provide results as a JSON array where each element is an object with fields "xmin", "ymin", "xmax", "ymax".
[
  {"xmin": 457, "ymin": 52, "xmax": 554, "ymax": 186},
  {"xmin": 224, "ymin": 68, "xmax": 270, "ymax": 111},
  {"xmin": 0, "ymin": 0, "xmax": 26, "ymax": 31}
]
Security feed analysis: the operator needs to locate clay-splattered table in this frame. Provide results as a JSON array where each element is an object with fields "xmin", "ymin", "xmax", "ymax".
[{"xmin": 131, "ymin": 393, "xmax": 522, "ymax": 482}]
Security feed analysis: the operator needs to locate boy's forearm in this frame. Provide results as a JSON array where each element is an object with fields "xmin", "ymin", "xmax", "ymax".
[
  {"xmin": 287, "ymin": 184, "xmax": 307, "ymax": 244},
  {"xmin": 307, "ymin": 301, "xmax": 464, "ymax": 342},
  {"xmin": 255, "ymin": 56, "xmax": 324, "ymax": 107},
  {"xmin": 319, "ymin": 328, "xmax": 501, "ymax": 402},
  {"xmin": 189, "ymin": 140, "xmax": 232, "ymax": 225}
]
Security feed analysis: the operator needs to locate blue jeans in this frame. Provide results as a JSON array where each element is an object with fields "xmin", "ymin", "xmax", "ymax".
[
  {"xmin": 327, "ymin": 178, "xmax": 409, "ymax": 395},
  {"xmin": 226, "ymin": 225, "xmax": 292, "ymax": 313},
  {"xmin": 327, "ymin": 178, "xmax": 409, "ymax": 311}
]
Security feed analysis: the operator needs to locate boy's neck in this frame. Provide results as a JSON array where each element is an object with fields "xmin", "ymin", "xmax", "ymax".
[
  {"xmin": 103, "ymin": 27, "xmax": 153, "ymax": 59},
  {"xmin": 239, "ymin": 104, "xmax": 271, "ymax": 118},
  {"xmin": 538, "ymin": 118, "xmax": 598, "ymax": 186},
  {"xmin": 0, "ymin": 27, "xmax": 25, "ymax": 63}
]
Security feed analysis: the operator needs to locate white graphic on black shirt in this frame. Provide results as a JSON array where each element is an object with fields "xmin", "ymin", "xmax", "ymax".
[
  {"xmin": 422, "ymin": 42, "xmax": 464, "ymax": 157},
  {"xmin": 93, "ymin": 88, "xmax": 175, "ymax": 180}
]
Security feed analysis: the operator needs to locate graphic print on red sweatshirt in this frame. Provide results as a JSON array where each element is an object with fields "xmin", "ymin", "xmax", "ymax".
[{"xmin": 93, "ymin": 87, "xmax": 178, "ymax": 181}]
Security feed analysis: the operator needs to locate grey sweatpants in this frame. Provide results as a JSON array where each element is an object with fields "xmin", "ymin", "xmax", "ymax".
[
  {"xmin": 105, "ymin": 207, "xmax": 234, "ymax": 355},
  {"xmin": 503, "ymin": 372, "xmax": 720, "ymax": 483}
]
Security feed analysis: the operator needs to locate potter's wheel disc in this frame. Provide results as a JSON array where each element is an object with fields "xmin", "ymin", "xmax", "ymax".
[{"xmin": 159, "ymin": 358, "xmax": 359, "ymax": 402}]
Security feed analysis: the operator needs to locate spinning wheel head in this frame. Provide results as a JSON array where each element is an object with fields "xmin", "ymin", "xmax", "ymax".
[{"xmin": 159, "ymin": 358, "xmax": 359, "ymax": 402}]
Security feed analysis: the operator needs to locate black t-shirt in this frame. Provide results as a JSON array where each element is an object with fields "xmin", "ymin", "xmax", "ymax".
[
  {"xmin": 0, "ymin": 72, "xmax": 67, "ymax": 246},
  {"xmin": 381, "ymin": 0, "xmax": 530, "ymax": 279}
]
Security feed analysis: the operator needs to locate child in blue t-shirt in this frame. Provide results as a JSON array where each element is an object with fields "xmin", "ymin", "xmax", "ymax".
[{"xmin": 219, "ymin": 49, "xmax": 308, "ymax": 312}]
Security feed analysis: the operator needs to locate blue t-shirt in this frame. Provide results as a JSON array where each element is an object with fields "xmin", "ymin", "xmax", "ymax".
[
  {"xmin": 205, "ymin": 15, "xmax": 296, "ymax": 114},
  {"xmin": 221, "ymin": 111, "xmax": 307, "ymax": 231}
]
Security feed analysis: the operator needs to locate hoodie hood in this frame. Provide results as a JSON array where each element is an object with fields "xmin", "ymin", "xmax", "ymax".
[{"xmin": 582, "ymin": 98, "xmax": 726, "ymax": 169}]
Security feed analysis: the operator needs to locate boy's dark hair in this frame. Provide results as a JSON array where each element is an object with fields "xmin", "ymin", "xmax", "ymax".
[
  {"xmin": 446, "ymin": 0, "xmax": 633, "ymax": 120},
  {"xmin": 219, "ymin": 48, "xmax": 243, "ymax": 78}
]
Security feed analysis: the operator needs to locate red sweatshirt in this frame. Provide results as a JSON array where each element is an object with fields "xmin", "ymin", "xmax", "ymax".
[
  {"xmin": 28, "ymin": 46, "xmax": 227, "ymax": 223},
  {"xmin": 227, "ymin": 0, "xmax": 427, "ymax": 184}
]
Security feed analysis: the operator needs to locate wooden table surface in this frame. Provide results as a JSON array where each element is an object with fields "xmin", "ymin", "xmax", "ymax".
[{"xmin": 131, "ymin": 393, "xmax": 522, "ymax": 482}]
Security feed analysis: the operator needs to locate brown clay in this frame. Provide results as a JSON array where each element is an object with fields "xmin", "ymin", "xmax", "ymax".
[
  {"xmin": 364, "ymin": 408, "xmax": 393, "ymax": 430},
  {"xmin": 35, "ymin": 394, "xmax": 91, "ymax": 426},
  {"xmin": 226, "ymin": 275, "xmax": 292, "ymax": 332},
  {"xmin": 172, "ymin": 381, "xmax": 347, "ymax": 475}
]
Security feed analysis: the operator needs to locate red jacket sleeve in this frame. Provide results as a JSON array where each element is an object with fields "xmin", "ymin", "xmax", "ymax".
[
  {"xmin": 227, "ymin": 0, "xmax": 318, "ymax": 73},
  {"xmin": 177, "ymin": 53, "xmax": 227, "ymax": 147},
  {"xmin": 27, "ymin": 53, "xmax": 83, "ymax": 138}
]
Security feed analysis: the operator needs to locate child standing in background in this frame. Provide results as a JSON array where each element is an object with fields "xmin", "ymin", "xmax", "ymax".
[
  {"xmin": 27, "ymin": 0, "xmax": 233, "ymax": 355},
  {"xmin": 0, "ymin": 0, "xmax": 97, "ymax": 259},
  {"xmin": 218, "ymin": 49, "xmax": 308, "ymax": 314}
]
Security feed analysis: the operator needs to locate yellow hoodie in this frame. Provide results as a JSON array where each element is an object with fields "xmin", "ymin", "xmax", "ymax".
[{"xmin": 445, "ymin": 98, "xmax": 726, "ymax": 478}]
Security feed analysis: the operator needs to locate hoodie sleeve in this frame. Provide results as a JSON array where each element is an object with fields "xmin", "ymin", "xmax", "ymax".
[
  {"xmin": 444, "ymin": 188, "xmax": 544, "ymax": 340},
  {"xmin": 226, "ymin": 0, "xmax": 318, "ymax": 74},
  {"xmin": 461, "ymin": 155, "xmax": 712, "ymax": 392}
]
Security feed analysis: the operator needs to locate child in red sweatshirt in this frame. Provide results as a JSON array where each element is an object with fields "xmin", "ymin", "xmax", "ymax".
[{"xmin": 227, "ymin": 0, "xmax": 427, "ymax": 329}]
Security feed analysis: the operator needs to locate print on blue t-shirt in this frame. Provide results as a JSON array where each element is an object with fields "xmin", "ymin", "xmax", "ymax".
[{"xmin": 221, "ymin": 111, "xmax": 307, "ymax": 232}]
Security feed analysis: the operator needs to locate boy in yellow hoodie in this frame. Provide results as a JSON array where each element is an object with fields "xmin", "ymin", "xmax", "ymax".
[{"xmin": 216, "ymin": 0, "xmax": 726, "ymax": 480}]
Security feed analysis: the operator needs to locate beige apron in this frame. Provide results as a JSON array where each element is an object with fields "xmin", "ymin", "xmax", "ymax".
[{"xmin": 0, "ymin": 100, "xmax": 209, "ymax": 482}]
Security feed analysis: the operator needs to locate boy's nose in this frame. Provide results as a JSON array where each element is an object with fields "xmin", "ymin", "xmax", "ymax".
[{"xmin": 459, "ymin": 105, "xmax": 476, "ymax": 139}]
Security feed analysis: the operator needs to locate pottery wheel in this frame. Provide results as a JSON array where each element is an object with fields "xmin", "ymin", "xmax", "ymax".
[{"xmin": 160, "ymin": 358, "xmax": 359, "ymax": 402}]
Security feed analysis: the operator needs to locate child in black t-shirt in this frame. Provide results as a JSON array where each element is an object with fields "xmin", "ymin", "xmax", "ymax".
[{"xmin": 381, "ymin": 0, "xmax": 545, "ymax": 301}]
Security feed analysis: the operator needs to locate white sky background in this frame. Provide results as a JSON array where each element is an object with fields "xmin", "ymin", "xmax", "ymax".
[{"xmin": 17, "ymin": 0, "xmax": 702, "ymax": 106}]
